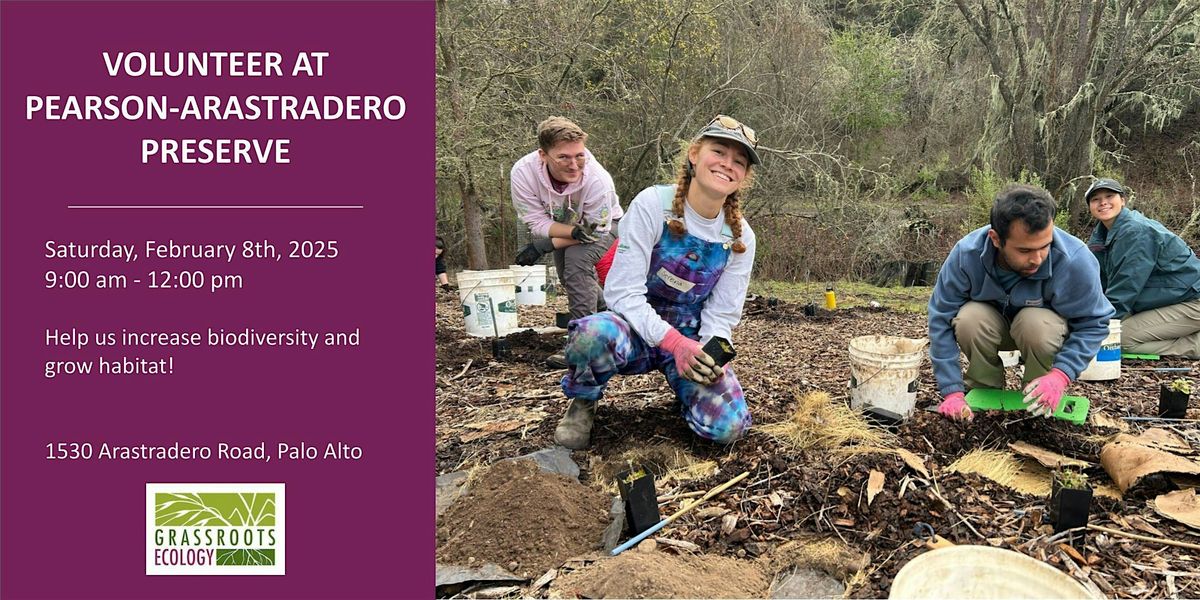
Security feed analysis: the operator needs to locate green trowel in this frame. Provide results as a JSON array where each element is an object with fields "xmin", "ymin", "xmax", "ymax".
[{"xmin": 964, "ymin": 388, "xmax": 1090, "ymax": 425}]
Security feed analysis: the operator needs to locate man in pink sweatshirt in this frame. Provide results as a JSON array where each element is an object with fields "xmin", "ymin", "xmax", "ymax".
[{"xmin": 511, "ymin": 116, "xmax": 622, "ymax": 366}]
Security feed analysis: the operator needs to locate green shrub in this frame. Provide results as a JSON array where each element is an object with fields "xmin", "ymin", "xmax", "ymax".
[
  {"xmin": 827, "ymin": 28, "xmax": 904, "ymax": 133},
  {"xmin": 966, "ymin": 168, "xmax": 1046, "ymax": 231}
]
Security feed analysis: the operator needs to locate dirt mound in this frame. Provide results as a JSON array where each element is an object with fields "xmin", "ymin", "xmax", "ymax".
[
  {"xmin": 434, "ymin": 328, "xmax": 564, "ymax": 369},
  {"xmin": 743, "ymin": 296, "xmax": 891, "ymax": 323},
  {"xmin": 553, "ymin": 551, "xmax": 770, "ymax": 599},
  {"xmin": 436, "ymin": 459, "xmax": 611, "ymax": 576},
  {"xmin": 744, "ymin": 297, "xmax": 835, "ymax": 322},
  {"xmin": 500, "ymin": 329, "xmax": 565, "ymax": 365}
]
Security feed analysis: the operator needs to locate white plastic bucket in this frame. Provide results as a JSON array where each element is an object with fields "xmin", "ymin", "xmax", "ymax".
[
  {"xmin": 889, "ymin": 546, "xmax": 1100, "ymax": 599},
  {"xmin": 1078, "ymin": 319, "xmax": 1121, "ymax": 381},
  {"xmin": 848, "ymin": 335, "xmax": 927, "ymax": 418},
  {"xmin": 508, "ymin": 264, "xmax": 547, "ymax": 306},
  {"xmin": 456, "ymin": 269, "xmax": 519, "ymax": 337}
]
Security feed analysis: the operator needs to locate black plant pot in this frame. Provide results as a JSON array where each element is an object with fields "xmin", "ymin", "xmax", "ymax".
[
  {"xmin": 1160, "ymin": 384, "xmax": 1190, "ymax": 419},
  {"xmin": 1049, "ymin": 475, "xmax": 1093, "ymax": 544},
  {"xmin": 615, "ymin": 466, "xmax": 660, "ymax": 536},
  {"xmin": 491, "ymin": 338, "xmax": 511, "ymax": 360},
  {"xmin": 555, "ymin": 312, "xmax": 571, "ymax": 329},
  {"xmin": 803, "ymin": 303, "xmax": 816, "ymax": 317}
]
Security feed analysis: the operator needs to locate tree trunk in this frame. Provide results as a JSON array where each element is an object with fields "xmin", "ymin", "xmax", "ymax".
[
  {"xmin": 458, "ymin": 175, "xmax": 488, "ymax": 269},
  {"xmin": 437, "ymin": 0, "xmax": 488, "ymax": 269},
  {"xmin": 1043, "ymin": 94, "xmax": 1099, "ymax": 235}
]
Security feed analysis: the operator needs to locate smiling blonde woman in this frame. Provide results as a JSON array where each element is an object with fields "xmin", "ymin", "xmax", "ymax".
[{"xmin": 552, "ymin": 115, "xmax": 761, "ymax": 450}]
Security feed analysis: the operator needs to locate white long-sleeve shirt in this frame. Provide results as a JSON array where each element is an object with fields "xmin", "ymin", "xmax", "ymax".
[
  {"xmin": 509, "ymin": 149, "xmax": 622, "ymax": 237},
  {"xmin": 604, "ymin": 185, "xmax": 756, "ymax": 346}
]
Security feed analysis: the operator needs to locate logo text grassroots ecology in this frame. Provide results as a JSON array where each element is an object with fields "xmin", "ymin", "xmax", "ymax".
[{"xmin": 146, "ymin": 483, "xmax": 285, "ymax": 575}]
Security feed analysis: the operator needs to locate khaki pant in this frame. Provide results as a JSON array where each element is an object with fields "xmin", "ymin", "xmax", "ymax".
[
  {"xmin": 1123, "ymin": 297, "xmax": 1200, "ymax": 358},
  {"xmin": 555, "ymin": 230, "xmax": 617, "ymax": 320},
  {"xmin": 952, "ymin": 302, "xmax": 1066, "ymax": 390}
]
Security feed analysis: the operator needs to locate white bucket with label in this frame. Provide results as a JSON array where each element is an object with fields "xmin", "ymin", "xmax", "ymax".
[
  {"xmin": 457, "ymin": 269, "xmax": 519, "ymax": 337},
  {"xmin": 1078, "ymin": 319, "xmax": 1121, "ymax": 381},
  {"xmin": 508, "ymin": 264, "xmax": 547, "ymax": 306},
  {"xmin": 890, "ymin": 546, "xmax": 1100, "ymax": 599},
  {"xmin": 848, "ymin": 335, "xmax": 928, "ymax": 418}
]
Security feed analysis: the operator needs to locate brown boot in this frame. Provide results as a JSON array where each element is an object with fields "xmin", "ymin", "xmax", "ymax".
[
  {"xmin": 554, "ymin": 398, "xmax": 595, "ymax": 450},
  {"xmin": 545, "ymin": 351, "xmax": 568, "ymax": 369}
]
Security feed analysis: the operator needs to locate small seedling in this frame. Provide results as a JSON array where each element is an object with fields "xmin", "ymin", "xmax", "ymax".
[
  {"xmin": 1056, "ymin": 469, "xmax": 1089, "ymax": 490},
  {"xmin": 1170, "ymin": 378, "xmax": 1192, "ymax": 395}
]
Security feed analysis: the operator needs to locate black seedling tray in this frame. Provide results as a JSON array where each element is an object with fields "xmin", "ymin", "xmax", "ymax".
[{"xmin": 702, "ymin": 336, "xmax": 736, "ymax": 367}]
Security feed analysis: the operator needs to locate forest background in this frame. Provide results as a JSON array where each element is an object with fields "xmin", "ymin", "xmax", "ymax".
[{"xmin": 436, "ymin": 0, "xmax": 1200, "ymax": 284}]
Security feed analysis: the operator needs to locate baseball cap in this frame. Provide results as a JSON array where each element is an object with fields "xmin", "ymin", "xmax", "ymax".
[
  {"xmin": 695, "ymin": 115, "xmax": 761, "ymax": 166},
  {"xmin": 1084, "ymin": 178, "xmax": 1125, "ymax": 201}
]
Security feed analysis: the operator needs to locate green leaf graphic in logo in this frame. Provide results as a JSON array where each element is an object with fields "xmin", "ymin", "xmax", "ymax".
[
  {"xmin": 155, "ymin": 493, "xmax": 275, "ymax": 526},
  {"xmin": 216, "ymin": 549, "xmax": 275, "ymax": 566}
]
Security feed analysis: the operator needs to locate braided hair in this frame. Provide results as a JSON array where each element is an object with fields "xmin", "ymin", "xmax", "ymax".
[{"xmin": 666, "ymin": 140, "xmax": 752, "ymax": 253}]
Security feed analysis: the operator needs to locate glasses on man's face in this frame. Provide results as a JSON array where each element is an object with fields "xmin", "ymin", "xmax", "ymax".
[
  {"xmin": 710, "ymin": 114, "xmax": 757, "ymax": 147},
  {"xmin": 551, "ymin": 153, "xmax": 587, "ymax": 166}
]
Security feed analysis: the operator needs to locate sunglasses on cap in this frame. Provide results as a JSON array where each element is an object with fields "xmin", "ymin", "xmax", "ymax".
[{"xmin": 708, "ymin": 114, "xmax": 758, "ymax": 147}]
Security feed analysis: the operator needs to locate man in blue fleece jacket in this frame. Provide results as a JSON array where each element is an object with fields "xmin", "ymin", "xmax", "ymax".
[{"xmin": 928, "ymin": 184, "xmax": 1114, "ymax": 420}]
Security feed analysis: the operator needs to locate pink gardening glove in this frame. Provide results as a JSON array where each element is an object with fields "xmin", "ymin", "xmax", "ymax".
[
  {"xmin": 1022, "ymin": 368, "xmax": 1070, "ymax": 418},
  {"xmin": 937, "ymin": 391, "xmax": 973, "ymax": 421},
  {"xmin": 660, "ymin": 328, "xmax": 718, "ymax": 385}
]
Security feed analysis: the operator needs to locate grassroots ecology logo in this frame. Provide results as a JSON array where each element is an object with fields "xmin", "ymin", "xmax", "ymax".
[{"xmin": 146, "ymin": 483, "xmax": 285, "ymax": 575}]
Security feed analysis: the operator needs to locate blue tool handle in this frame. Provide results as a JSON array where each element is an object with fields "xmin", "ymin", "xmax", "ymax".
[{"xmin": 610, "ymin": 518, "xmax": 669, "ymax": 556}]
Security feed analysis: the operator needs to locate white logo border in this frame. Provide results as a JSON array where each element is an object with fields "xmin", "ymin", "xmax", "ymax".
[{"xmin": 145, "ymin": 483, "xmax": 285, "ymax": 576}]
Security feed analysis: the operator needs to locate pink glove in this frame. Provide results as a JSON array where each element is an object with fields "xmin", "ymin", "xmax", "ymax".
[
  {"xmin": 1022, "ymin": 368, "xmax": 1070, "ymax": 417},
  {"xmin": 660, "ymin": 328, "xmax": 717, "ymax": 384},
  {"xmin": 937, "ymin": 391, "xmax": 972, "ymax": 421}
]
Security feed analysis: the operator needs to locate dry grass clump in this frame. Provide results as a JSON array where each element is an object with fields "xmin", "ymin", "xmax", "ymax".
[
  {"xmin": 948, "ymin": 450, "xmax": 1122, "ymax": 499},
  {"xmin": 947, "ymin": 450, "xmax": 1023, "ymax": 487},
  {"xmin": 949, "ymin": 450, "xmax": 1054, "ymax": 496},
  {"xmin": 758, "ymin": 391, "xmax": 893, "ymax": 454},
  {"xmin": 589, "ymin": 443, "xmax": 716, "ymax": 496},
  {"xmin": 766, "ymin": 537, "xmax": 868, "ymax": 582}
]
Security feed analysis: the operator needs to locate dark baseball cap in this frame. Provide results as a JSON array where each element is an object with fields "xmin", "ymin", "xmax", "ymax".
[
  {"xmin": 1084, "ymin": 178, "xmax": 1125, "ymax": 201},
  {"xmin": 695, "ymin": 115, "xmax": 761, "ymax": 165}
]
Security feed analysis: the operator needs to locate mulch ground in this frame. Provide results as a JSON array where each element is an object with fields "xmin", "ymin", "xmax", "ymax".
[{"xmin": 435, "ymin": 285, "xmax": 1200, "ymax": 598}]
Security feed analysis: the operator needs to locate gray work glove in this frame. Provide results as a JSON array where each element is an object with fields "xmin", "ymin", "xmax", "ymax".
[
  {"xmin": 571, "ymin": 222, "xmax": 599, "ymax": 244},
  {"xmin": 661, "ymin": 329, "xmax": 720, "ymax": 386},
  {"xmin": 514, "ymin": 237, "xmax": 556, "ymax": 266}
]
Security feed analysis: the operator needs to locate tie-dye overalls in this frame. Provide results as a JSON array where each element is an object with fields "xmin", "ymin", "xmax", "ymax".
[{"xmin": 561, "ymin": 189, "xmax": 751, "ymax": 443}]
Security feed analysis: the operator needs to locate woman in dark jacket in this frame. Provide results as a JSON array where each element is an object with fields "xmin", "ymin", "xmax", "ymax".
[{"xmin": 1087, "ymin": 178, "xmax": 1200, "ymax": 357}]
